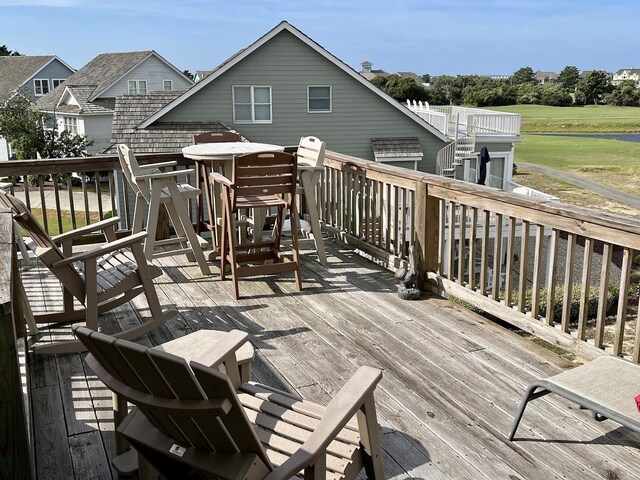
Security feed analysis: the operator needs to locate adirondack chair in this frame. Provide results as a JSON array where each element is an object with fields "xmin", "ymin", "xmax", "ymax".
[
  {"xmin": 75, "ymin": 327, "xmax": 385, "ymax": 480},
  {"xmin": 212, "ymin": 151, "xmax": 302, "ymax": 300},
  {"xmin": 117, "ymin": 144, "xmax": 210, "ymax": 275},
  {"xmin": 192, "ymin": 131, "xmax": 242, "ymax": 235},
  {"xmin": 0, "ymin": 190, "xmax": 176, "ymax": 354}
]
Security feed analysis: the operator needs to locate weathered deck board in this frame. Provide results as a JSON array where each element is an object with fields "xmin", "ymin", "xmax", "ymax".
[{"xmin": 20, "ymin": 241, "xmax": 640, "ymax": 479}]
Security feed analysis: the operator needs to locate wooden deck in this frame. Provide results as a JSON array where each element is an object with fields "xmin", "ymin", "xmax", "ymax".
[{"xmin": 22, "ymin": 239, "xmax": 640, "ymax": 479}]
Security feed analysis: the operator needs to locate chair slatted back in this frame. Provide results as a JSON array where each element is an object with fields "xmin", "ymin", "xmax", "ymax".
[
  {"xmin": 230, "ymin": 152, "xmax": 297, "ymax": 211},
  {"xmin": 192, "ymin": 131, "xmax": 241, "ymax": 144},
  {"xmin": 75, "ymin": 327, "xmax": 270, "ymax": 465},
  {"xmin": 117, "ymin": 144, "xmax": 151, "ymax": 202},
  {"xmin": 297, "ymin": 136, "xmax": 326, "ymax": 168},
  {"xmin": 0, "ymin": 190, "xmax": 86, "ymax": 300}
]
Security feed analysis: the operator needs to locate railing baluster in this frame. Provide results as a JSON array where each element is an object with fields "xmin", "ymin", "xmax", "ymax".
[
  {"xmin": 594, "ymin": 243, "xmax": 612, "ymax": 348},
  {"xmin": 52, "ymin": 174, "xmax": 63, "ymax": 234},
  {"xmin": 67, "ymin": 176, "xmax": 77, "ymax": 230},
  {"xmin": 504, "ymin": 216, "xmax": 516, "ymax": 306},
  {"xmin": 469, "ymin": 207, "xmax": 478, "ymax": 290},
  {"xmin": 577, "ymin": 237, "xmax": 593, "ymax": 340},
  {"xmin": 38, "ymin": 175, "xmax": 48, "ymax": 234},
  {"xmin": 393, "ymin": 186, "xmax": 399, "ymax": 256},
  {"xmin": 457, "ymin": 204, "xmax": 466, "ymax": 285},
  {"xmin": 447, "ymin": 201, "xmax": 456, "ymax": 279},
  {"xmin": 531, "ymin": 224, "xmax": 545, "ymax": 319},
  {"xmin": 545, "ymin": 229, "xmax": 559, "ymax": 325},
  {"xmin": 81, "ymin": 174, "xmax": 90, "ymax": 225},
  {"xmin": 95, "ymin": 172, "xmax": 104, "ymax": 219},
  {"xmin": 479, "ymin": 209, "xmax": 490, "ymax": 295},
  {"xmin": 517, "ymin": 220, "xmax": 529, "ymax": 312},
  {"xmin": 561, "ymin": 233, "xmax": 576, "ymax": 333},
  {"xmin": 613, "ymin": 247, "xmax": 632, "ymax": 356},
  {"xmin": 385, "ymin": 183, "xmax": 391, "ymax": 253},
  {"xmin": 492, "ymin": 213, "xmax": 503, "ymax": 301},
  {"xmin": 437, "ymin": 199, "xmax": 446, "ymax": 275}
]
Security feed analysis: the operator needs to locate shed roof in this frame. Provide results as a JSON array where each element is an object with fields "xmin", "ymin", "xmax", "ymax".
[{"xmin": 371, "ymin": 137, "xmax": 423, "ymax": 158}]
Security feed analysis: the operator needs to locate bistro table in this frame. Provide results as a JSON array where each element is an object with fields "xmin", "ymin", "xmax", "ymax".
[{"xmin": 182, "ymin": 142, "xmax": 284, "ymax": 255}]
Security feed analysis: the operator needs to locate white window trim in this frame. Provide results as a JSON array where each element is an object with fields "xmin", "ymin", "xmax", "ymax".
[
  {"xmin": 163, "ymin": 80, "xmax": 173, "ymax": 91},
  {"xmin": 232, "ymin": 85, "xmax": 273, "ymax": 124},
  {"xmin": 128, "ymin": 79, "xmax": 148, "ymax": 95},
  {"xmin": 63, "ymin": 116, "xmax": 78, "ymax": 135},
  {"xmin": 33, "ymin": 78, "xmax": 50, "ymax": 96},
  {"xmin": 52, "ymin": 79, "xmax": 66, "ymax": 88},
  {"xmin": 307, "ymin": 85, "xmax": 332, "ymax": 113}
]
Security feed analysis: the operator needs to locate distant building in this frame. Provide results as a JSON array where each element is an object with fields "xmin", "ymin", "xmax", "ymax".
[
  {"xmin": 534, "ymin": 71, "xmax": 559, "ymax": 85},
  {"xmin": 359, "ymin": 61, "xmax": 390, "ymax": 81},
  {"xmin": 0, "ymin": 55, "xmax": 75, "ymax": 160},
  {"xmin": 612, "ymin": 68, "xmax": 640, "ymax": 87}
]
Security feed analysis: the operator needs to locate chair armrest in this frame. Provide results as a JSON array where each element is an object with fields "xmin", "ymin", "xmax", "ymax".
[
  {"xmin": 139, "ymin": 161, "xmax": 178, "ymax": 171},
  {"xmin": 210, "ymin": 172, "xmax": 232, "ymax": 187},
  {"xmin": 297, "ymin": 165, "xmax": 324, "ymax": 172},
  {"xmin": 264, "ymin": 366, "xmax": 382, "ymax": 480},
  {"xmin": 51, "ymin": 231, "xmax": 148, "ymax": 267},
  {"xmin": 136, "ymin": 169, "xmax": 195, "ymax": 181},
  {"xmin": 155, "ymin": 329, "xmax": 251, "ymax": 368},
  {"xmin": 52, "ymin": 216, "xmax": 121, "ymax": 243}
]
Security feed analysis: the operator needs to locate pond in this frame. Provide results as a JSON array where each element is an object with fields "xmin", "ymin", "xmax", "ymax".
[{"xmin": 538, "ymin": 133, "xmax": 640, "ymax": 143}]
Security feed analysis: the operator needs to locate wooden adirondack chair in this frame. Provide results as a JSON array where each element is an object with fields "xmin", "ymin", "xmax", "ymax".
[
  {"xmin": 0, "ymin": 190, "xmax": 176, "ymax": 354},
  {"xmin": 75, "ymin": 327, "xmax": 385, "ymax": 480},
  {"xmin": 117, "ymin": 144, "xmax": 210, "ymax": 275}
]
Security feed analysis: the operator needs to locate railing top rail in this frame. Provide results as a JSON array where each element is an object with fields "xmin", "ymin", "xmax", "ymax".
[{"xmin": 325, "ymin": 150, "xmax": 640, "ymax": 245}]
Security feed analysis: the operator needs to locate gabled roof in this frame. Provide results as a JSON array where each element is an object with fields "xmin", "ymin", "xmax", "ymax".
[
  {"xmin": 614, "ymin": 68, "xmax": 640, "ymax": 75},
  {"xmin": 54, "ymin": 85, "xmax": 113, "ymax": 114},
  {"xmin": 105, "ymin": 92, "xmax": 234, "ymax": 153},
  {"xmin": 138, "ymin": 21, "xmax": 448, "ymax": 141},
  {"xmin": 36, "ymin": 50, "xmax": 191, "ymax": 112},
  {"xmin": 0, "ymin": 55, "xmax": 73, "ymax": 102}
]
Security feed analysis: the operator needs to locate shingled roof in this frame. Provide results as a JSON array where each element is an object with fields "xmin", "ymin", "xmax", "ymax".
[
  {"xmin": 0, "ymin": 55, "xmax": 59, "ymax": 102},
  {"xmin": 371, "ymin": 137, "xmax": 423, "ymax": 158},
  {"xmin": 36, "ymin": 51, "xmax": 155, "ymax": 112},
  {"xmin": 105, "ymin": 92, "xmax": 235, "ymax": 153}
]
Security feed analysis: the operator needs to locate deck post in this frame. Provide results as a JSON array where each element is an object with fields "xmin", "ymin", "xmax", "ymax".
[
  {"xmin": 0, "ymin": 209, "xmax": 32, "ymax": 479},
  {"xmin": 414, "ymin": 180, "xmax": 439, "ymax": 292}
]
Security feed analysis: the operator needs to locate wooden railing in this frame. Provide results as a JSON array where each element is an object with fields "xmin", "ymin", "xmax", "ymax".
[
  {"xmin": 0, "ymin": 153, "xmax": 190, "ymax": 236},
  {"xmin": 0, "ymin": 210, "xmax": 31, "ymax": 479},
  {"xmin": 323, "ymin": 151, "xmax": 640, "ymax": 363},
  {"xmin": 3, "ymin": 151, "xmax": 640, "ymax": 363}
]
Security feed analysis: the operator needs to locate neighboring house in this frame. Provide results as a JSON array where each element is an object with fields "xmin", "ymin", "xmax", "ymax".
[
  {"xmin": 0, "ymin": 55, "xmax": 74, "ymax": 160},
  {"xmin": 534, "ymin": 71, "xmax": 558, "ymax": 85},
  {"xmin": 36, "ymin": 51, "xmax": 193, "ymax": 155},
  {"xmin": 612, "ymin": 68, "xmax": 640, "ymax": 87},
  {"xmin": 194, "ymin": 70, "xmax": 212, "ymax": 82},
  {"xmin": 132, "ymin": 21, "xmax": 450, "ymax": 173},
  {"xmin": 359, "ymin": 61, "xmax": 390, "ymax": 81}
]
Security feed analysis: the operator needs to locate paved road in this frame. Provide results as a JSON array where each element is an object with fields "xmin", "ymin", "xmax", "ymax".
[{"xmin": 518, "ymin": 162, "xmax": 640, "ymax": 209}]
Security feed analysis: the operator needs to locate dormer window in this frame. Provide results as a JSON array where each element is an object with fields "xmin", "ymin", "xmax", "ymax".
[
  {"xmin": 128, "ymin": 80, "xmax": 148, "ymax": 95},
  {"xmin": 33, "ymin": 79, "xmax": 50, "ymax": 96},
  {"xmin": 163, "ymin": 80, "xmax": 173, "ymax": 91}
]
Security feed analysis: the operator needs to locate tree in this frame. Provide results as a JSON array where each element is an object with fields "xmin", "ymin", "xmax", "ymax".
[
  {"xmin": 576, "ymin": 70, "xmax": 612, "ymax": 105},
  {"xmin": 182, "ymin": 69, "xmax": 194, "ymax": 81},
  {"xmin": 0, "ymin": 92, "xmax": 92, "ymax": 160},
  {"xmin": 0, "ymin": 45, "xmax": 21, "ymax": 56},
  {"xmin": 558, "ymin": 66, "xmax": 580, "ymax": 91},
  {"xmin": 511, "ymin": 67, "xmax": 536, "ymax": 85},
  {"xmin": 382, "ymin": 75, "xmax": 429, "ymax": 102},
  {"xmin": 604, "ymin": 81, "xmax": 640, "ymax": 106},
  {"xmin": 538, "ymin": 84, "xmax": 573, "ymax": 106},
  {"xmin": 421, "ymin": 73, "xmax": 431, "ymax": 84}
]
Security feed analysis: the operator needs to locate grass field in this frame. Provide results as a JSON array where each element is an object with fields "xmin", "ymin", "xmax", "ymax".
[{"xmin": 487, "ymin": 105, "xmax": 640, "ymax": 133}]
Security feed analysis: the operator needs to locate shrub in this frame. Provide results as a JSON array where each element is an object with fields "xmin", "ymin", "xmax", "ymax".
[
  {"xmin": 510, "ymin": 284, "xmax": 619, "ymax": 323},
  {"xmin": 27, "ymin": 174, "xmax": 49, "ymax": 187}
]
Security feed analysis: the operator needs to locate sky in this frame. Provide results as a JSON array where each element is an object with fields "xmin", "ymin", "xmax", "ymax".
[{"xmin": 1, "ymin": 0, "xmax": 639, "ymax": 77}]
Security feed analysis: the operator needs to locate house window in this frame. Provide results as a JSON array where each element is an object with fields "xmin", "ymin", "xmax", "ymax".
[
  {"xmin": 33, "ymin": 79, "xmax": 50, "ymax": 96},
  {"xmin": 63, "ymin": 116, "xmax": 78, "ymax": 135},
  {"xmin": 308, "ymin": 86, "xmax": 331, "ymax": 113},
  {"xmin": 163, "ymin": 80, "xmax": 173, "ymax": 91},
  {"xmin": 233, "ymin": 86, "xmax": 272, "ymax": 124},
  {"xmin": 128, "ymin": 80, "xmax": 148, "ymax": 95},
  {"xmin": 52, "ymin": 79, "xmax": 65, "ymax": 89}
]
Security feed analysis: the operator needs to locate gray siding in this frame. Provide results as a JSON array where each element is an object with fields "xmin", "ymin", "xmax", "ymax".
[
  {"xmin": 83, "ymin": 115, "xmax": 114, "ymax": 154},
  {"xmin": 28, "ymin": 59, "xmax": 74, "ymax": 99},
  {"xmin": 102, "ymin": 56, "xmax": 191, "ymax": 97},
  {"xmin": 160, "ymin": 31, "xmax": 445, "ymax": 173}
]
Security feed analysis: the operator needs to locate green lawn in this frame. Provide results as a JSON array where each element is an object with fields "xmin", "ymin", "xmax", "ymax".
[{"xmin": 487, "ymin": 105, "xmax": 640, "ymax": 133}]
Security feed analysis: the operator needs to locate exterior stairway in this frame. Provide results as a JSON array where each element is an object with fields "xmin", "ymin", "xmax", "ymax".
[{"xmin": 436, "ymin": 135, "xmax": 475, "ymax": 179}]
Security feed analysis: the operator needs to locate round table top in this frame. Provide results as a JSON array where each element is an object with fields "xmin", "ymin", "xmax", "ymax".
[{"xmin": 182, "ymin": 142, "xmax": 284, "ymax": 160}]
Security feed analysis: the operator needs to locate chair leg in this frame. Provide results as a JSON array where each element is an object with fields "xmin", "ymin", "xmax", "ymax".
[
  {"xmin": 195, "ymin": 160, "xmax": 203, "ymax": 235},
  {"xmin": 130, "ymin": 243, "xmax": 168, "ymax": 320},
  {"xmin": 357, "ymin": 394, "xmax": 385, "ymax": 479},
  {"xmin": 289, "ymin": 203, "xmax": 302, "ymax": 291},
  {"xmin": 144, "ymin": 186, "xmax": 164, "ymax": 262},
  {"xmin": 300, "ymin": 172, "xmax": 326, "ymax": 264},
  {"xmin": 508, "ymin": 384, "xmax": 550, "ymax": 441},
  {"xmin": 132, "ymin": 193, "xmax": 146, "ymax": 234}
]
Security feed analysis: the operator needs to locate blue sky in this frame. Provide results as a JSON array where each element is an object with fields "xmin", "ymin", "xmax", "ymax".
[{"xmin": 1, "ymin": 0, "xmax": 638, "ymax": 76}]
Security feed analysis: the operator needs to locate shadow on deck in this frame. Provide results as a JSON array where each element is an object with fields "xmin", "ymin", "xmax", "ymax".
[{"xmin": 22, "ymin": 240, "xmax": 640, "ymax": 479}]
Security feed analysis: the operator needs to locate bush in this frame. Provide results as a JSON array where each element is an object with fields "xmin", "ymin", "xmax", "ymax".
[
  {"xmin": 27, "ymin": 174, "xmax": 49, "ymax": 187},
  {"xmin": 510, "ymin": 284, "xmax": 619, "ymax": 323}
]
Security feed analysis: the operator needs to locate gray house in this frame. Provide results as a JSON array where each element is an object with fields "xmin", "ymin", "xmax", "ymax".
[
  {"xmin": 37, "ymin": 51, "xmax": 193, "ymax": 155},
  {"xmin": 135, "ymin": 21, "xmax": 449, "ymax": 173},
  {"xmin": 0, "ymin": 55, "xmax": 74, "ymax": 160}
]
